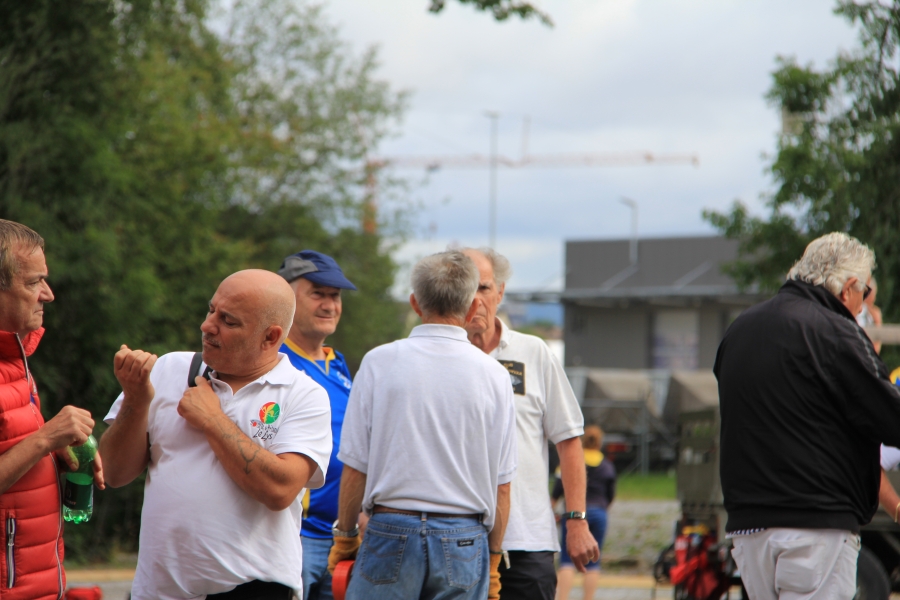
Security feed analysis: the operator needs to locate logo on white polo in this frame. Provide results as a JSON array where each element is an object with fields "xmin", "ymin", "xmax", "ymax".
[{"xmin": 251, "ymin": 401, "xmax": 280, "ymax": 440}]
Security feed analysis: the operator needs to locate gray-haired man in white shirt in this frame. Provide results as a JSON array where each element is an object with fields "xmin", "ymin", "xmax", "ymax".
[
  {"xmin": 327, "ymin": 250, "xmax": 518, "ymax": 600},
  {"xmin": 462, "ymin": 247, "xmax": 599, "ymax": 600}
]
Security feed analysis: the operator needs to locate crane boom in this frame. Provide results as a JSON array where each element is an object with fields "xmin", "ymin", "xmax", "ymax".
[
  {"xmin": 370, "ymin": 151, "xmax": 699, "ymax": 171},
  {"xmin": 361, "ymin": 146, "xmax": 699, "ymax": 234}
]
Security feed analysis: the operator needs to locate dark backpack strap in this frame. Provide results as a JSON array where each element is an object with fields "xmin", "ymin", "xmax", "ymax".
[{"xmin": 187, "ymin": 352, "xmax": 212, "ymax": 388}]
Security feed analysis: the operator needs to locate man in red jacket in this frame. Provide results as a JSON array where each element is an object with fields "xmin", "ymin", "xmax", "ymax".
[{"xmin": 0, "ymin": 219, "xmax": 103, "ymax": 599}]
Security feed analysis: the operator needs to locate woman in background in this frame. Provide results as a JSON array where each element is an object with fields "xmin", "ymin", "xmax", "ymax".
[{"xmin": 554, "ymin": 425, "xmax": 616, "ymax": 600}]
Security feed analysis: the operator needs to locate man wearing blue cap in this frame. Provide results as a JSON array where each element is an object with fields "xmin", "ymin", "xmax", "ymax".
[{"xmin": 278, "ymin": 250, "xmax": 358, "ymax": 600}]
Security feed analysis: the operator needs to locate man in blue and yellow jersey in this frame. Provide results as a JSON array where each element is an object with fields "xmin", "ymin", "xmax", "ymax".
[{"xmin": 277, "ymin": 250, "xmax": 357, "ymax": 600}]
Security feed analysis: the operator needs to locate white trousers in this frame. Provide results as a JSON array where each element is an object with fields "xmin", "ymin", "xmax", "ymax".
[{"xmin": 731, "ymin": 529, "xmax": 859, "ymax": 600}]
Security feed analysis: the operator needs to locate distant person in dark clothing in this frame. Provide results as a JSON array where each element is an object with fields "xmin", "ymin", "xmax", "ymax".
[
  {"xmin": 553, "ymin": 425, "xmax": 616, "ymax": 600},
  {"xmin": 716, "ymin": 232, "xmax": 900, "ymax": 600}
]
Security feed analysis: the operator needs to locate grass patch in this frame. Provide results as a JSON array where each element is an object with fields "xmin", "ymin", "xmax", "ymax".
[{"xmin": 616, "ymin": 472, "xmax": 676, "ymax": 500}]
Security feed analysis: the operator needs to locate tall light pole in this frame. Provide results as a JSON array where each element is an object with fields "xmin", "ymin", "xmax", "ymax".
[
  {"xmin": 485, "ymin": 111, "xmax": 500, "ymax": 248},
  {"xmin": 620, "ymin": 197, "xmax": 638, "ymax": 265}
]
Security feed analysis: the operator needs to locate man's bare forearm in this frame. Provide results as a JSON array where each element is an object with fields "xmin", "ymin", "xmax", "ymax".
[
  {"xmin": 557, "ymin": 435, "xmax": 599, "ymax": 571},
  {"xmin": 880, "ymin": 469, "xmax": 900, "ymax": 521},
  {"xmin": 336, "ymin": 465, "xmax": 367, "ymax": 531},
  {"xmin": 99, "ymin": 400, "xmax": 151, "ymax": 488},
  {"xmin": 0, "ymin": 434, "xmax": 54, "ymax": 495},
  {"xmin": 557, "ymin": 436, "xmax": 587, "ymax": 512},
  {"xmin": 201, "ymin": 412, "xmax": 315, "ymax": 511},
  {"xmin": 489, "ymin": 482, "xmax": 510, "ymax": 553}
]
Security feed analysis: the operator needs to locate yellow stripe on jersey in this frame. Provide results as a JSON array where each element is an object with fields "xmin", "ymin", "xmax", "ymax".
[
  {"xmin": 301, "ymin": 488, "xmax": 310, "ymax": 518},
  {"xmin": 891, "ymin": 366, "xmax": 900, "ymax": 386},
  {"xmin": 283, "ymin": 338, "xmax": 336, "ymax": 375}
]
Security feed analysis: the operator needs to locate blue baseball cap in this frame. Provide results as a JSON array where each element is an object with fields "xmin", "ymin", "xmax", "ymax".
[{"xmin": 277, "ymin": 250, "xmax": 357, "ymax": 291}]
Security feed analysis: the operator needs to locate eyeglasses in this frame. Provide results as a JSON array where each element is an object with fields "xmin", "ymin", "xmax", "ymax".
[{"xmin": 863, "ymin": 284, "xmax": 872, "ymax": 301}]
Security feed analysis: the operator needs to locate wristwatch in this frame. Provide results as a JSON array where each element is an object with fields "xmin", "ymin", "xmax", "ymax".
[
  {"xmin": 565, "ymin": 511, "xmax": 587, "ymax": 520},
  {"xmin": 332, "ymin": 520, "xmax": 360, "ymax": 538}
]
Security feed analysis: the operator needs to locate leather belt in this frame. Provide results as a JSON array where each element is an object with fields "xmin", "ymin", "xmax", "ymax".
[{"xmin": 373, "ymin": 505, "xmax": 482, "ymax": 520}]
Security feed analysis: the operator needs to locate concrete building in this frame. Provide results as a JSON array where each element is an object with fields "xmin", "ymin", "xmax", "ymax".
[{"xmin": 563, "ymin": 236, "xmax": 769, "ymax": 370}]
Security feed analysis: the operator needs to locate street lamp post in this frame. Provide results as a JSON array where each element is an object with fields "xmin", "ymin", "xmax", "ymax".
[{"xmin": 486, "ymin": 111, "xmax": 499, "ymax": 248}]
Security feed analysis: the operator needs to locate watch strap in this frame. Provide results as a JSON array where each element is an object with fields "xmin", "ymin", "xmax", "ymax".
[
  {"xmin": 565, "ymin": 511, "xmax": 587, "ymax": 520},
  {"xmin": 332, "ymin": 519, "xmax": 360, "ymax": 537}
]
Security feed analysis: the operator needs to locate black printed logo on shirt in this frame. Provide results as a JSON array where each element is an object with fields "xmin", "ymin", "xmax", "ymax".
[
  {"xmin": 457, "ymin": 539, "xmax": 474, "ymax": 547},
  {"xmin": 499, "ymin": 361, "xmax": 526, "ymax": 395}
]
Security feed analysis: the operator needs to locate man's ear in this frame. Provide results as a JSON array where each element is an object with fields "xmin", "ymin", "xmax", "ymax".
[
  {"xmin": 262, "ymin": 326, "xmax": 284, "ymax": 350},
  {"xmin": 841, "ymin": 277, "xmax": 858, "ymax": 302},
  {"xmin": 464, "ymin": 297, "xmax": 481, "ymax": 324},
  {"xmin": 498, "ymin": 282, "xmax": 505, "ymax": 304},
  {"xmin": 410, "ymin": 294, "xmax": 423, "ymax": 318}
]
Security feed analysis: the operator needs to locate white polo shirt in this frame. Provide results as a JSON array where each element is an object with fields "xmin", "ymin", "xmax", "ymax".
[
  {"xmin": 104, "ymin": 352, "xmax": 332, "ymax": 600},
  {"xmin": 338, "ymin": 324, "xmax": 517, "ymax": 528},
  {"xmin": 882, "ymin": 444, "xmax": 900, "ymax": 470},
  {"xmin": 490, "ymin": 321, "xmax": 584, "ymax": 552}
]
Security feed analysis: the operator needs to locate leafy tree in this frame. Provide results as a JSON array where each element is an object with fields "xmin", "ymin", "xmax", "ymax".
[
  {"xmin": 704, "ymin": 1, "xmax": 900, "ymax": 357},
  {"xmin": 216, "ymin": 0, "xmax": 408, "ymax": 371},
  {"xmin": 0, "ymin": 0, "xmax": 406, "ymax": 559},
  {"xmin": 428, "ymin": 0, "xmax": 552, "ymax": 25}
]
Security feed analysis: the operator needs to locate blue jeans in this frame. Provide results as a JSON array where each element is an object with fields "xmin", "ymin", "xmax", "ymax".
[
  {"xmin": 345, "ymin": 512, "xmax": 489, "ymax": 600},
  {"xmin": 558, "ymin": 508, "xmax": 607, "ymax": 571},
  {"xmin": 302, "ymin": 535, "xmax": 334, "ymax": 600}
]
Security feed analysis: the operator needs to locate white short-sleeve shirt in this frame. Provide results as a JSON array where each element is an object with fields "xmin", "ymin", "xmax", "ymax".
[
  {"xmin": 338, "ymin": 324, "xmax": 517, "ymax": 528},
  {"xmin": 491, "ymin": 321, "xmax": 584, "ymax": 552},
  {"xmin": 104, "ymin": 352, "xmax": 332, "ymax": 600},
  {"xmin": 882, "ymin": 444, "xmax": 900, "ymax": 470}
]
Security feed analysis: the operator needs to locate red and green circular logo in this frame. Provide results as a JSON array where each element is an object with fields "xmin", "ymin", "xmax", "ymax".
[{"xmin": 259, "ymin": 402, "xmax": 280, "ymax": 424}]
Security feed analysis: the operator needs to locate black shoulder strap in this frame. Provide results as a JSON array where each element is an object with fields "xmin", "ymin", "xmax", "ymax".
[{"xmin": 187, "ymin": 352, "xmax": 212, "ymax": 388}]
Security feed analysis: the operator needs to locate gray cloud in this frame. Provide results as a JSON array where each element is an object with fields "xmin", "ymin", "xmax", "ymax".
[{"xmin": 323, "ymin": 0, "xmax": 858, "ymax": 290}]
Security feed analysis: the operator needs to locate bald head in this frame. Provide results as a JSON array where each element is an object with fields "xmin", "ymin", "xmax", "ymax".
[{"xmin": 221, "ymin": 270, "xmax": 296, "ymax": 345}]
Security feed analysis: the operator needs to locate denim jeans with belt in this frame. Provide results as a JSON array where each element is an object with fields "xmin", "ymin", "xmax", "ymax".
[{"xmin": 345, "ymin": 512, "xmax": 489, "ymax": 600}]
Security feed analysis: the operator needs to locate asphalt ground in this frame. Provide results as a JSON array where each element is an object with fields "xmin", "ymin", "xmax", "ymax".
[
  {"xmin": 65, "ymin": 570, "xmax": 683, "ymax": 600},
  {"xmin": 66, "ymin": 569, "xmax": 133, "ymax": 599},
  {"xmin": 65, "ymin": 571, "xmax": 900, "ymax": 600}
]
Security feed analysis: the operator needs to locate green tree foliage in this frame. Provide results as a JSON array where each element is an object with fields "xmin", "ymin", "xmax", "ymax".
[
  {"xmin": 428, "ymin": 0, "xmax": 552, "ymax": 26},
  {"xmin": 217, "ymin": 0, "xmax": 408, "ymax": 371},
  {"xmin": 704, "ymin": 2, "xmax": 900, "ymax": 326},
  {"xmin": 0, "ymin": 0, "xmax": 405, "ymax": 560}
]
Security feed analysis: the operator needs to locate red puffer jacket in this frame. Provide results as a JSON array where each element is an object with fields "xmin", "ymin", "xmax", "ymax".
[{"xmin": 0, "ymin": 329, "xmax": 64, "ymax": 599}]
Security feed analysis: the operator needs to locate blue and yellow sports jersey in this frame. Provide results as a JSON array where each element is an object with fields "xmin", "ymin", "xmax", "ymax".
[{"xmin": 281, "ymin": 339, "xmax": 353, "ymax": 539}]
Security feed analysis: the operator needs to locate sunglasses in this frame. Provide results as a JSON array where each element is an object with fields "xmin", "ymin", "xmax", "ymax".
[{"xmin": 863, "ymin": 284, "xmax": 872, "ymax": 301}]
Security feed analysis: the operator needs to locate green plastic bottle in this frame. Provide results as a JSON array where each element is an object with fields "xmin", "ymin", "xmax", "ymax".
[{"xmin": 63, "ymin": 435, "xmax": 97, "ymax": 524}]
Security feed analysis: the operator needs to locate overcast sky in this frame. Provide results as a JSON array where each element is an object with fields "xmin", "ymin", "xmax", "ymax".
[{"xmin": 320, "ymin": 0, "xmax": 859, "ymax": 293}]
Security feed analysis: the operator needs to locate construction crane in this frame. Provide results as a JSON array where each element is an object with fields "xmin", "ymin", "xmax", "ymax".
[
  {"xmin": 367, "ymin": 150, "xmax": 699, "ymax": 171},
  {"xmin": 361, "ymin": 116, "xmax": 700, "ymax": 238}
]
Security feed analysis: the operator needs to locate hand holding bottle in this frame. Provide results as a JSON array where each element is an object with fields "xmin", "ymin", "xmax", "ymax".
[{"xmin": 63, "ymin": 435, "xmax": 100, "ymax": 523}]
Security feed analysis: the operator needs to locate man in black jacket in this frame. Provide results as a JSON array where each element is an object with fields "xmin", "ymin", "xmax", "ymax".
[{"xmin": 716, "ymin": 232, "xmax": 900, "ymax": 600}]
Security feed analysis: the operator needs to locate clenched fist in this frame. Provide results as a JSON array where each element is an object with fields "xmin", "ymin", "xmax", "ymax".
[
  {"xmin": 39, "ymin": 405, "xmax": 94, "ymax": 452},
  {"xmin": 114, "ymin": 345, "xmax": 157, "ymax": 407},
  {"xmin": 177, "ymin": 377, "xmax": 223, "ymax": 432}
]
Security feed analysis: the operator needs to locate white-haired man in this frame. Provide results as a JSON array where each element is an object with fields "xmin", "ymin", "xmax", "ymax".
[
  {"xmin": 327, "ymin": 250, "xmax": 517, "ymax": 600},
  {"xmin": 717, "ymin": 232, "xmax": 900, "ymax": 599},
  {"xmin": 461, "ymin": 248, "xmax": 599, "ymax": 600},
  {"xmin": 100, "ymin": 270, "xmax": 332, "ymax": 600}
]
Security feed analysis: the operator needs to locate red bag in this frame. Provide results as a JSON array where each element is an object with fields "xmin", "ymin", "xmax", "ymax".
[
  {"xmin": 64, "ymin": 587, "xmax": 103, "ymax": 600},
  {"xmin": 332, "ymin": 560, "xmax": 354, "ymax": 600}
]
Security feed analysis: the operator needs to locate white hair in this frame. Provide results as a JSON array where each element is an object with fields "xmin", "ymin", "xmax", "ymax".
[
  {"xmin": 787, "ymin": 232, "xmax": 875, "ymax": 297},
  {"xmin": 411, "ymin": 251, "xmax": 479, "ymax": 320},
  {"xmin": 459, "ymin": 247, "xmax": 513, "ymax": 286}
]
